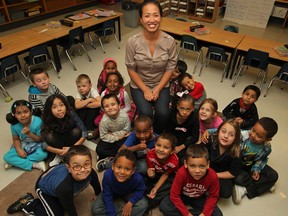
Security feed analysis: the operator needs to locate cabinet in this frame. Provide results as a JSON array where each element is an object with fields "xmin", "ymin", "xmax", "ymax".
[
  {"xmin": 167, "ymin": 0, "xmax": 219, "ymax": 22},
  {"xmin": 0, "ymin": 0, "xmax": 95, "ymax": 30},
  {"xmin": 190, "ymin": 0, "xmax": 219, "ymax": 22},
  {"xmin": 159, "ymin": 0, "xmax": 170, "ymax": 16}
]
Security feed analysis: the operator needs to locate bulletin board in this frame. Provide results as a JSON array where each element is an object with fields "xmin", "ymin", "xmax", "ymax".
[{"xmin": 223, "ymin": 0, "xmax": 275, "ymax": 28}]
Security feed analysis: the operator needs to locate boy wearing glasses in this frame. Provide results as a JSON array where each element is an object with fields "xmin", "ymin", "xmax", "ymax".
[{"xmin": 10, "ymin": 145, "xmax": 101, "ymax": 215}]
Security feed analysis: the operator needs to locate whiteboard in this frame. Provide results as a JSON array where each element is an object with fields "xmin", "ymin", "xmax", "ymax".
[{"xmin": 223, "ymin": 0, "xmax": 275, "ymax": 28}]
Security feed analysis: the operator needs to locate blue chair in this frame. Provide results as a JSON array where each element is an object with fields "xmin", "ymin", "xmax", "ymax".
[
  {"xmin": 58, "ymin": 26, "xmax": 92, "ymax": 71},
  {"xmin": 199, "ymin": 46, "xmax": 228, "ymax": 82},
  {"xmin": 232, "ymin": 49, "xmax": 269, "ymax": 90},
  {"xmin": 224, "ymin": 25, "xmax": 239, "ymax": 33},
  {"xmin": 177, "ymin": 34, "xmax": 203, "ymax": 74},
  {"xmin": 88, "ymin": 19, "xmax": 120, "ymax": 53},
  {"xmin": 24, "ymin": 45, "xmax": 57, "ymax": 76},
  {"xmin": 0, "ymin": 55, "xmax": 30, "ymax": 101},
  {"xmin": 264, "ymin": 63, "xmax": 288, "ymax": 97}
]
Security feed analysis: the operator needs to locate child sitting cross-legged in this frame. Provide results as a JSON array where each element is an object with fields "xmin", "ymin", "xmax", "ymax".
[
  {"xmin": 96, "ymin": 94, "xmax": 131, "ymax": 161},
  {"xmin": 159, "ymin": 144, "xmax": 222, "ymax": 216},
  {"xmin": 96, "ymin": 115, "xmax": 158, "ymax": 175},
  {"xmin": 91, "ymin": 149, "xmax": 148, "ymax": 216},
  {"xmin": 146, "ymin": 132, "xmax": 179, "ymax": 210}
]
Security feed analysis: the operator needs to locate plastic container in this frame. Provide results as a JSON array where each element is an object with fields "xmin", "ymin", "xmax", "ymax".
[{"xmin": 122, "ymin": 1, "xmax": 140, "ymax": 28}]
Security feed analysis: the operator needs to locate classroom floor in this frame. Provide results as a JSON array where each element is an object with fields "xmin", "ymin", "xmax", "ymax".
[{"xmin": 0, "ymin": 2, "xmax": 288, "ymax": 215}]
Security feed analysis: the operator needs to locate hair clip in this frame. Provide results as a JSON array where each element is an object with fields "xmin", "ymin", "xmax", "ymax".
[{"xmin": 176, "ymin": 90, "xmax": 189, "ymax": 97}]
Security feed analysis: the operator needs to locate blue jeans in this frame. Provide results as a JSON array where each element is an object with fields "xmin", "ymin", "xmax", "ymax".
[
  {"xmin": 130, "ymin": 86, "xmax": 170, "ymax": 134},
  {"xmin": 91, "ymin": 192, "xmax": 148, "ymax": 216}
]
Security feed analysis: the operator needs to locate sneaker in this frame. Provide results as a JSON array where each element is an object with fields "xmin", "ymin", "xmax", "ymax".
[
  {"xmin": 7, "ymin": 192, "xmax": 34, "ymax": 214},
  {"xmin": 49, "ymin": 155, "xmax": 62, "ymax": 167},
  {"xmin": 96, "ymin": 157, "xmax": 114, "ymax": 172},
  {"xmin": 32, "ymin": 161, "xmax": 47, "ymax": 172},
  {"xmin": 87, "ymin": 130, "xmax": 94, "ymax": 140},
  {"xmin": 269, "ymin": 184, "xmax": 276, "ymax": 193},
  {"xmin": 4, "ymin": 163, "xmax": 13, "ymax": 170},
  {"xmin": 232, "ymin": 185, "xmax": 247, "ymax": 205}
]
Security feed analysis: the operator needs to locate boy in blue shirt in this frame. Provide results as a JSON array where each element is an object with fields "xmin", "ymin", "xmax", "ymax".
[
  {"xmin": 91, "ymin": 149, "xmax": 148, "ymax": 216},
  {"xmin": 96, "ymin": 115, "xmax": 158, "ymax": 175},
  {"xmin": 232, "ymin": 117, "xmax": 278, "ymax": 204}
]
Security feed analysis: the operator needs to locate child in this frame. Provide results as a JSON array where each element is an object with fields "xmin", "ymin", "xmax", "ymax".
[
  {"xmin": 91, "ymin": 149, "xmax": 148, "ymax": 216},
  {"xmin": 74, "ymin": 74, "xmax": 101, "ymax": 138},
  {"xmin": 178, "ymin": 72, "xmax": 207, "ymax": 110},
  {"xmin": 146, "ymin": 132, "xmax": 179, "ymax": 209},
  {"xmin": 96, "ymin": 94, "xmax": 131, "ymax": 160},
  {"xmin": 231, "ymin": 117, "xmax": 278, "ymax": 204},
  {"xmin": 96, "ymin": 115, "xmax": 158, "ymax": 175},
  {"xmin": 202, "ymin": 119, "xmax": 242, "ymax": 198},
  {"xmin": 28, "ymin": 67, "xmax": 66, "ymax": 114},
  {"xmin": 159, "ymin": 144, "xmax": 222, "ymax": 216},
  {"xmin": 97, "ymin": 58, "xmax": 118, "ymax": 94},
  {"xmin": 95, "ymin": 71, "xmax": 136, "ymax": 125},
  {"xmin": 9, "ymin": 145, "xmax": 101, "ymax": 215},
  {"xmin": 3, "ymin": 100, "xmax": 47, "ymax": 171},
  {"xmin": 169, "ymin": 60, "xmax": 187, "ymax": 107},
  {"xmin": 41, "ymin": 94, "xmax": 87, "ymax": 167},
  {"xmin": 165, "ymin": 94, "xmax": 199, "ymax": 164},
  {"xmin": 199, "ymin": 98, "xmax": 223, "ymax": 136},
  {"xmin": 222, "ymin": 85, "xmax": 260, "ymax": 129}
]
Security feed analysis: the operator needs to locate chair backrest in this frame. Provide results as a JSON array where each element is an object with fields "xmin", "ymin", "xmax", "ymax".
[
  {"xmin": 277, "ymin": 63, "xmax": 288, "ymax": 82},
  {"xmin": 244, "ymin": 49, "xmax": 269, "ymax": 70},
  {"xmin": 29, "ymin": 45, "xmax": 51, "ymax": 65},
  {"xmin": 224, "ymin": 25, "xmax": 239, "ymax": 33},
  {"xmin": 180, "ymin": 34, "xmax": 200, "ymax": 51},
  {"xmin": 102, "ymin": 19, "xmax": 116, "ymax": 36},
  {"xmin": 0, "ymin": 55, "xmax": 21, "ymax": 77},
  {"xmin": 207, "ymin": 46, "xmax": 227, "ymax": 62},
  {"xmin": 69, "ymin": 26, "xmax": 84, "ymax": 44}
]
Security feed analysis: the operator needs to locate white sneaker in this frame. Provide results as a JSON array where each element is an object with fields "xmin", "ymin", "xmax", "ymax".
[
  {"xmin": 232, "ymin": 185, "xmax": 247, "ymax": 204},
  {"xmin": 33, "ymin": 161, "xmax": 47, "ymax": 172},
  {"xmin": 269, "ymin": 184, "xmax": 276, "ymax": 193},
  {"xmin": 4, "ymin": 163, "xmax": 13, "ymax": 170},
  {"xmin": 49, "ymin": 155, "xmax": 62, "ymax": 167}
]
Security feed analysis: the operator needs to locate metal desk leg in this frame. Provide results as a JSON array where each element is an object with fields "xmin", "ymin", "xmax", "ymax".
[
  {"xmin": 226, "ymin": 50, "xmax": 236, "ymax": 79},
  {"xmin": 230, "ymin": 50, "xmax": 240, "ymax": 79},
  {"xmin": 50, "ymin": 40, "xmax": 61, "ymax": 73},
  {"xmin": 117, "ymin": 16, "xmax": 121, "ymax": 41}
]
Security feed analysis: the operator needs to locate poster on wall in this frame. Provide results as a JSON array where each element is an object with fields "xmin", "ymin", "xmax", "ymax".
[{"xmin": 224, "ymin": 0, "xmax": 275, "ymax": 28}]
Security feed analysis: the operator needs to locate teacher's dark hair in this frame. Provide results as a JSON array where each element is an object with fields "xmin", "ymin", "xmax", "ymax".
[{"xmin": 139, "ymin": 0, "xmax": 163, "ymax": 18}]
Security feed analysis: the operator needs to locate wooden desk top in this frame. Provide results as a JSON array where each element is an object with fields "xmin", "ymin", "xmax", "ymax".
[
  {"xmin": 237, "ymin": 35, "xmax": 288, "ymax": 61},
  {"xmin": 0, "ymin": 29, "xmax": 53, "ymax": 59},
  {"xmin": 30, "ymin": 12, "xmax": 123, "ymax": 39},
  {"xmin": 160, "ymin": 17, "xmax": 245, "ymax": 49}
]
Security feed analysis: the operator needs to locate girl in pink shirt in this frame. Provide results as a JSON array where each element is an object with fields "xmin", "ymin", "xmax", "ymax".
[{"xmin": 199, "ymin": 98, "xmax": 223, "ymax": 137}]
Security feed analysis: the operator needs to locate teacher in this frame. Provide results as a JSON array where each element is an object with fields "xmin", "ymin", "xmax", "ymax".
[{"xmin": 125, "ymin": 0, "xmax": 177, "ymax": 133}]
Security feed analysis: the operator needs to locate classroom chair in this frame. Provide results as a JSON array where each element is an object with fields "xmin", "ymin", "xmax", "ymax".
[
  {"xmin": 232, "ymin": 49, "xmax": 269, "ymax": 90},
  {"xmin": 0, "ymin": 55, "xmax": 30, "ymax": 101},
  {"xmin": 177, "ymin": 34, "xmax": 203, "ymax": 74},
  {"xmin": 199, "ymin": 46, "xmax": 228, "ymax": 82},
  {"xmin": 224, "ymin": 25, "xmax": 239, "ymax": 33},
  {"xmin": 58, "ymin": 26, "xmax": 92, "ymax": 71},
  {"xmin": 264, "ymin": 63, "xmax": 288, "ymax": 97},
  {"xmin": 88, "ymin": 19, "xmax": 120, "ymax": 53},
  {"xmin": 24, "ymin": 45, "xmax": 58, "ymax": 76}
]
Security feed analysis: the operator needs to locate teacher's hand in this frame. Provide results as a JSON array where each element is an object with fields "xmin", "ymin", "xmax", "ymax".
[
  {"xmin": 144, "ymin": 89, "xmax": 154, "ymax": 101},
  {"xmin": 152, "ymin": 89, "xmax": 160, "ymax": 101}
]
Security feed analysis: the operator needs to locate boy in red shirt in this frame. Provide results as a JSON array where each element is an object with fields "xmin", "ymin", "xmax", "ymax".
[
  {"xmin": 146, "ymin": 133, "xmax": 179, "ymax": 209},
  {"xmin": 159, "ymin": 144, "xmax": 222, "ymax": 216}
]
